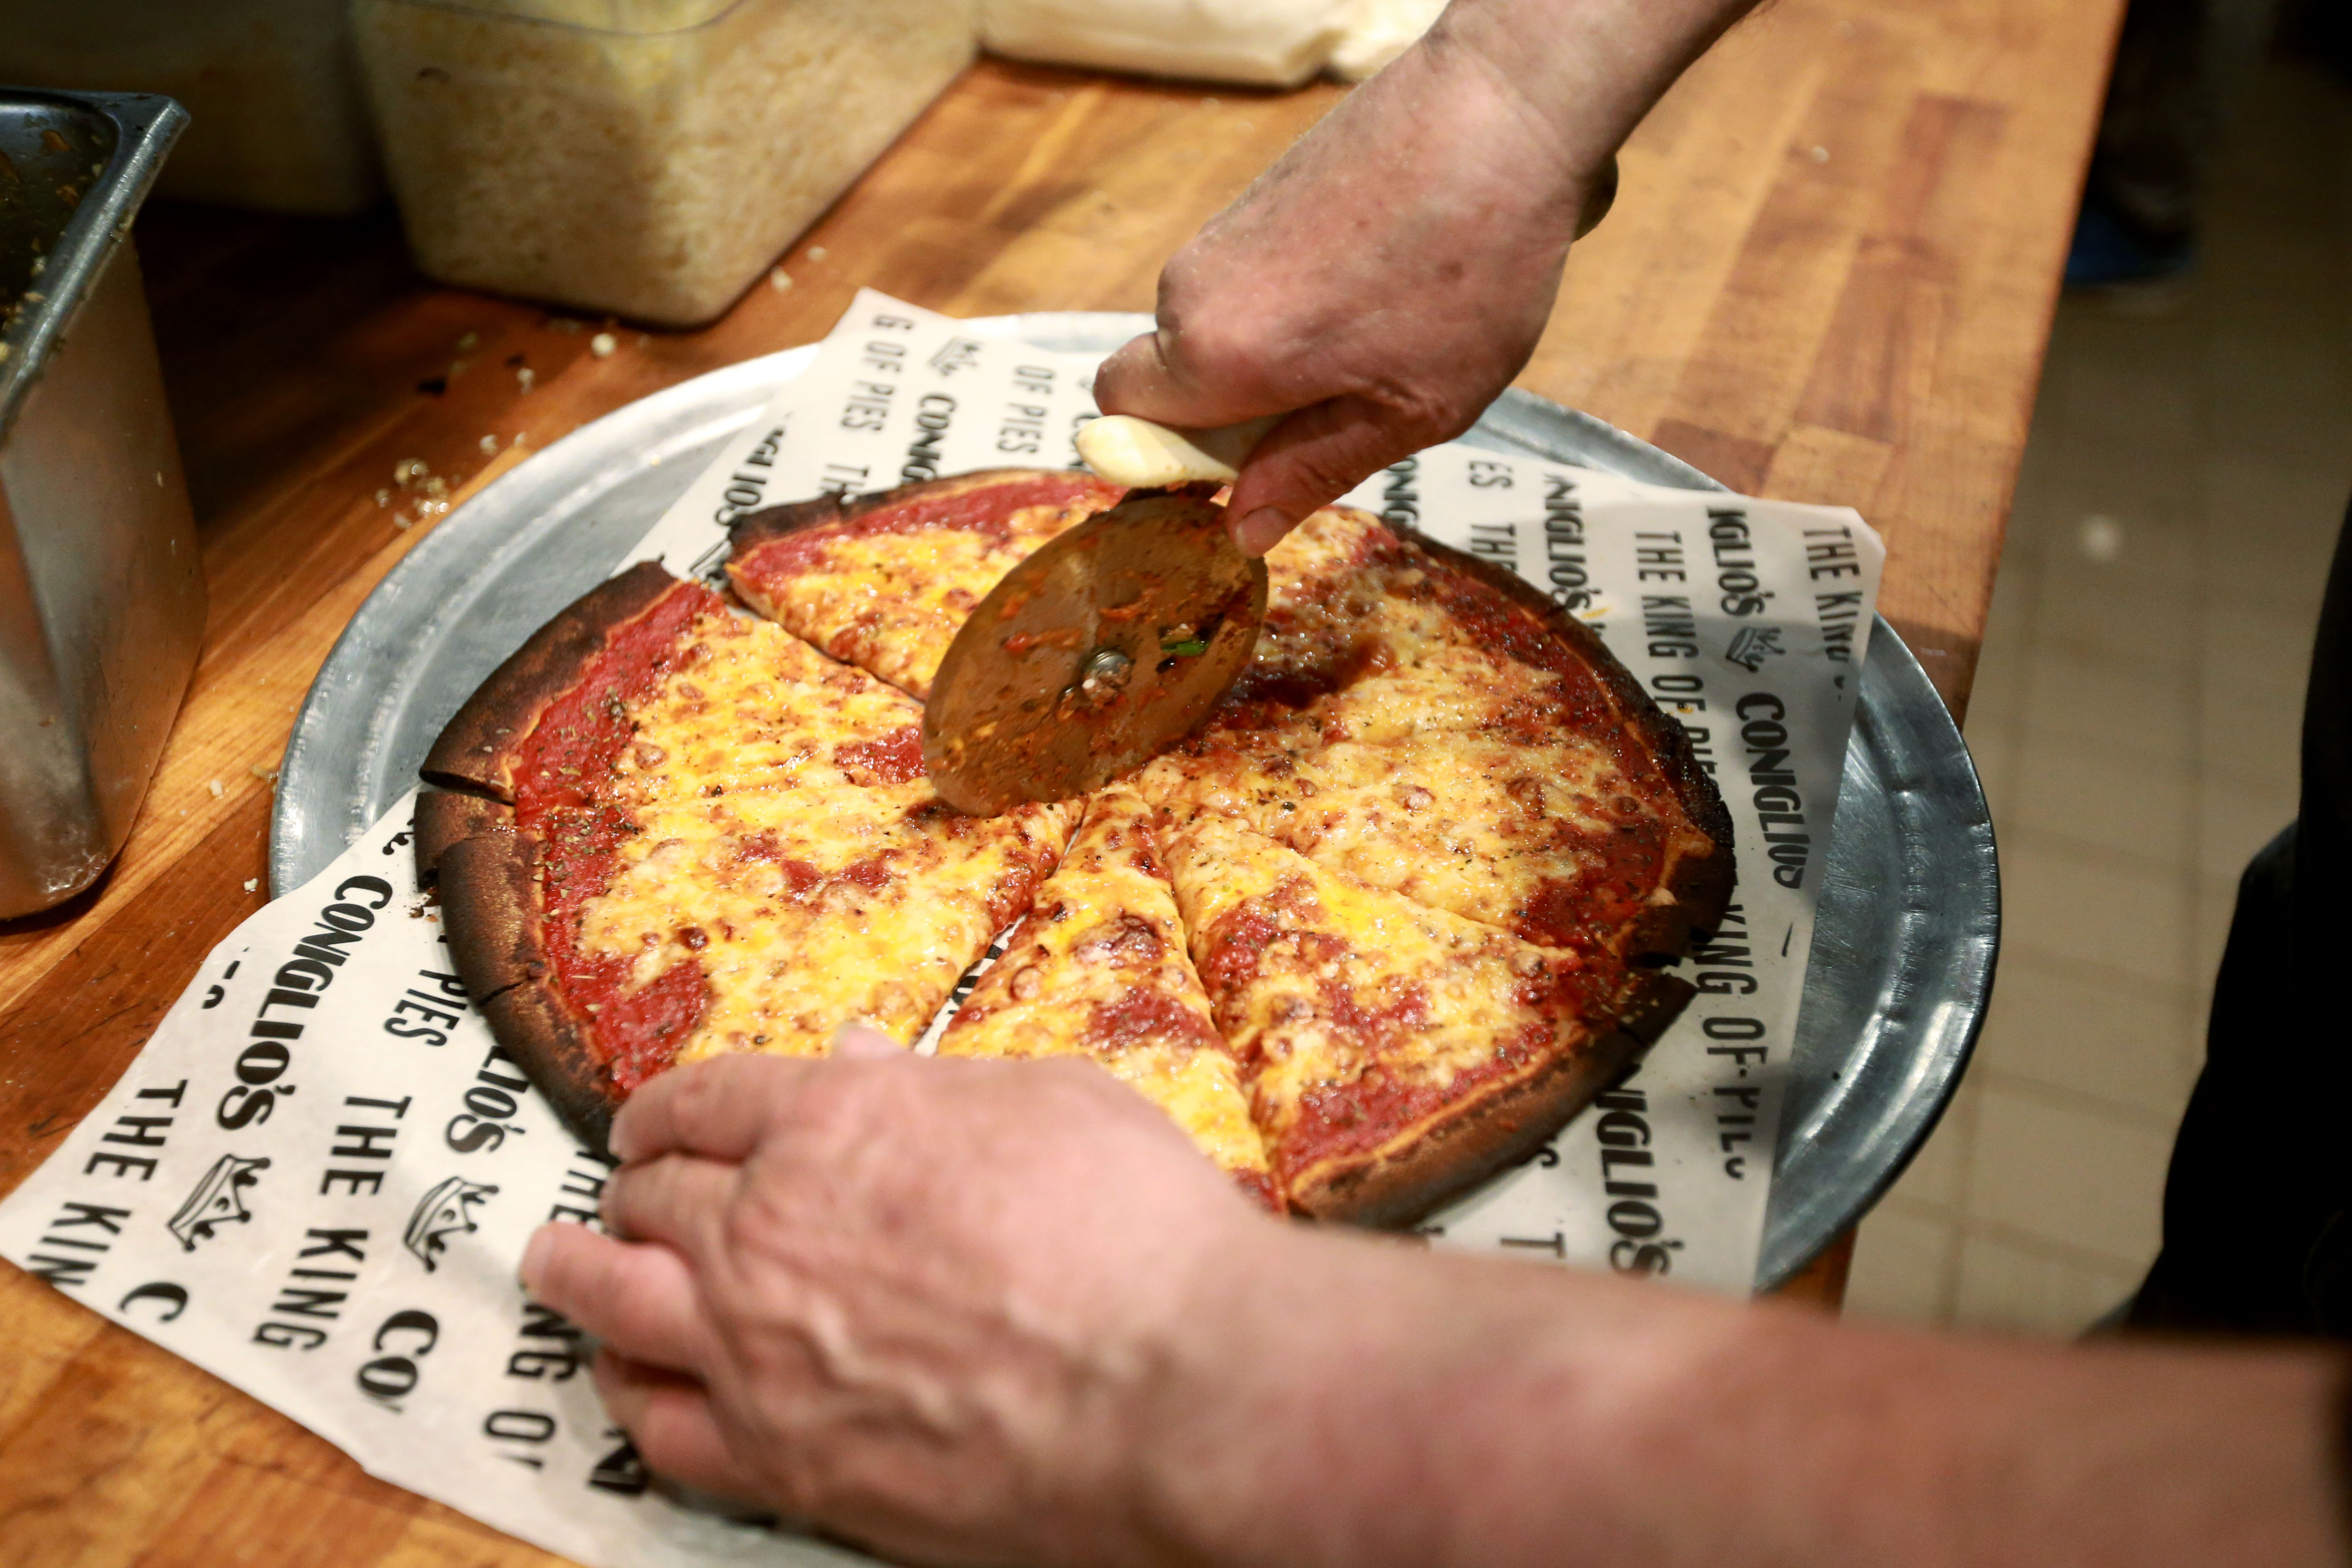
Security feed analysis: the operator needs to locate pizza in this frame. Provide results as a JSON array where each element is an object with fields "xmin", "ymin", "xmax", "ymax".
[
  {"xmin": 937, "ymin": 786, "xmax": 1281, "ymax": 1210},
  {"xmin": 417, "ymin": 469, "xmax": 1733, "ymax": 1225},
  {"xmin": 728, "ymin": 468, "xmax": 1125, "ymax": 700}
]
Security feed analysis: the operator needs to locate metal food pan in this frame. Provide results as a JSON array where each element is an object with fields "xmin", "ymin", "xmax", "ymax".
[
  {"xmin": 272, "ymin": 314, "xmax": 1998, "ymax": 1287},
  {"xmin": 0, "ymin": 88, "xmax": 201, "ymax": 915}
]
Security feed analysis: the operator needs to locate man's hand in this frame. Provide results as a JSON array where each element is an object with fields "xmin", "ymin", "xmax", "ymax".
[
  {"xmin": 519, "ymin": 1031, "xmax": 1272, "ymax": 1566},
  {"xmin": 1093, "ymin": 0, "xmax": 1757, "ymax": 556},
  {"xmin": 1093, "ymin": 30, "xmax": 1593, "ymax": 555},
  {"xmin": 524, "ymin": 1032, "xmax": 2352, "ymax": 1568}
]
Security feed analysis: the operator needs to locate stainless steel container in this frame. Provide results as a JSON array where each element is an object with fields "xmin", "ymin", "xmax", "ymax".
[{"xmin": 0, "ymin": 90, "xmax": 201, "ymax": 916}]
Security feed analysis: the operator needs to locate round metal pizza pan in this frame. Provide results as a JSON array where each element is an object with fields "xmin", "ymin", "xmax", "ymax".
[{"xmin": 271, "ymin": 311, "xmax": 1997, "ymax": 1291}]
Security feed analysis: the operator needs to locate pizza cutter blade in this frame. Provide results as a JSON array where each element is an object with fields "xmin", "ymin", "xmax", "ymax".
[{"xmin": 924, "ymin": 483, "xmax": 1267, "ymax": 815}]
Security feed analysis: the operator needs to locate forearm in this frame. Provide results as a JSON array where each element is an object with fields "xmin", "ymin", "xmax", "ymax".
[
  {"xmin": 1093, "ymin": 0, "xmax": 1764, "ymax": 549},
  {"xmin": 1427, "ymin": 0, "xmax": 1761, "ymax": 182},
  {"xmin": 1132, "ymin": 1225, "xmax": 2350, "ymax": 1568}
]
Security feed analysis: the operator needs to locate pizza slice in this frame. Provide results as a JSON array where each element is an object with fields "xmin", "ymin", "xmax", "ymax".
[
  {"xmin": 606, "ymin": 609, "xmax": 930, "ymax": 806},
  {"xmin": 1199, "ymin": 507, "xmax": 1680, "ymax": 757},
  {"xmin": 1139, "ymin": 729, "xmax": 1721, "ymax": 961},
  {"xmin": 938, "ymin": 789, "xmax": 1278, "ymax": 1209},
  {"xmin": 728, "ymin": 469, "xmax": 1127, "ymax": 700},
  {"xmin": 1161, "ymin": 815, "xmax": 1694, "ymax": 1225},
  {"xmin": 579, "ymin": 780, "xmax": 1073, "ymax": 1075},
  {"xmin": 416, "ymin": 560, "xmax": 1074, "ymax": 1141}
]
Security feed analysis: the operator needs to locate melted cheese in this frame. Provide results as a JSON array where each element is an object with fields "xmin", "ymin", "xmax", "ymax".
[
  {"xmin": 1161, "ymin": 816, "xmax": 1597, "ymax": 1176},
  {"xmin": 731, "ymin": 496, "xmax": 1113, "ymax": 699},
  {"xmin": 580, "ymin": 780, "xmax": 1073, "ymax": 1058},
  {"xmin": 544, "ymin": 485, "xmax": 1710, "ymax": 1212},
  {"xmin": 1140, "ymin": 732, "xmax": 1704, "ymax": 945},
  {"xmin": 1222, "ymin": 510, "xmax": 1578, "ymax": 746},
  {"xmin": 939, "ymin": 790, "xmax": 1272, "ymax": 1190},
  {"xmin": 611, "ymin": 611, "xmax": 925, "ymax": 805}
]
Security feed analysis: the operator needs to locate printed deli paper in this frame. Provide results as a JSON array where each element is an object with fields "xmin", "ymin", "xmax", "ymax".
[{"xmin": 0, "ymin": 291, "xmax": 1883, "ymax": 1568}]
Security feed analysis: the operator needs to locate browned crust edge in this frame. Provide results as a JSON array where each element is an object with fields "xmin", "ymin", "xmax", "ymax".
[
  {"xmin": 1292, "ymin": 966, "xmax": 1697, "ymax": 1227},
  {"xmin": 412, "ymin": 785, "xmax": 509, "ymax": 878},
  {"xmin": 420, "ymin": 559, "xmax": 686, "ymax": 799},
  {"xmin": 726, "ymin": 468, "xmax": 1117, "ymax": 562},
  {"xmin": 415, "ymin": 789, "xmax": 619, "ymax": 1150},
  {"xmin": 1403, "ymin": 528, "xmax": 1738, "ymax": 950}
]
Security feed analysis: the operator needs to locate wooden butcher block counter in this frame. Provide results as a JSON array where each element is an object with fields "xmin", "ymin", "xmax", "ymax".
[{"xmin": 0, "ymin": 0, "xmax": 2120, "ymax": 1561}]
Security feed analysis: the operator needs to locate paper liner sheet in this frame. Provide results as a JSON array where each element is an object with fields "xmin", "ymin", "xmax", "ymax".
[{"xmin": 0, "ymin": 291, "xmax": 1882, "ymax": 1566}]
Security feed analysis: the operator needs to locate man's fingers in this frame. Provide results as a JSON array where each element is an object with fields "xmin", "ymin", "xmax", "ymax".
[
  {"xmin": 603, "ymin": 1152, "xmax": 737, "ymax": 1259},
  {"xmin": 1093, "ymin": 331, "xmax": 1200, "ymax": 426},
  {"xmin": 1095, "ymin": 328, "xmax": 1290, "ymax": 431},
  {"xmin": 1224, "ymin": 395, "xmax": 1429, "ymax": 554},
  {"xmin": 521, "ymin": 1221, "xmax": 709, "ymax": 1374},
  {"xmin": 594, "ymin": 1352, "xmax": 768, "ymax": 1506},
  {"xmin": 830, "ymin": 1023, "xmax": 907, "ymax": 1061},
  {"xmin": 612, "ymin": 1053, "xmax": 813, "ymax": 1165}
]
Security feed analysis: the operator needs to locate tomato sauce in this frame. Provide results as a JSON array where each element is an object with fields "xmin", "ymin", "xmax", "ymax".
[
  {"xmin": 1513, "ymin": 818, "xmax": 1673, "ymax": 956},
  {"xmin": 512, "ymin": 580, "xmax": 724, "ymax": 1084},
  {"xmin": 735, "ymin": 472, "xmax": 1123, "ymax": 578},
  {"xmin": 1082, "ymin": 988, "xmax": 1222, "ymax": 1055},
  {"xmin": 1279, "ymin": 1051, "xmax": 1528, "ymax": 1183},
  {"xmin": 833, "ymin": 723, "xmax": 926, "ymax": 785}
]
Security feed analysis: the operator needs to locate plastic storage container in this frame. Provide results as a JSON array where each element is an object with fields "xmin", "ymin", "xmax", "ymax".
[
  {"xmin": 0, "ymin": 0, "xmax": 384, "ymax": 216},
  {"xmin": 353, "ymin": 0, "xmax": 976, "ymax": 326}
]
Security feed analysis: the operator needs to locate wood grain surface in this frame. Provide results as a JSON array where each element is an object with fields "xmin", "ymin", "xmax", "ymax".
[{"xmin": 0, "ymin": 2, "xmax": 2115, "ymax": 1559}]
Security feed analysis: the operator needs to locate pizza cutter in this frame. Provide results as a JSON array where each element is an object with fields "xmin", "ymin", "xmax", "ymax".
[{"xmin": 924, "ymin": 483, "xmax": 1268, "ymax": 816}]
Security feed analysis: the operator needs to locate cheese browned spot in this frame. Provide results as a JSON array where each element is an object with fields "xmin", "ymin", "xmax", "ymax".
[
  {"xmin": 1162, "ymin": 815, "xmax": 1615, "ymax": 1209},
  {"xmin": 579, "ymin": 779, "xmax": 1074, "ymax": 1061},
  {"xmin": 940, "ymin": 789, "xmax": 1276, "ymax": 1206},
  {"xmin": 729, "ymin": 475, "xmax": 1126, "ymax": 700}
]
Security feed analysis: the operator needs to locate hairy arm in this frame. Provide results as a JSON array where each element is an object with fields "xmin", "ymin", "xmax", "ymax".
[
  {"xmin": 524, "ymin": 1046, "xmax": 2348, "ymax": 1568},
  {"xmin": 1093, "ymin": 0, "xmax": 1761, "ymax": 555}
]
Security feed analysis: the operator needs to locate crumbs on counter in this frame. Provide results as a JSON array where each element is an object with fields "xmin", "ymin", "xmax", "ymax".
[{"xmin": 387, "ymin": 458, "xmax": 451, "ymax": 527}]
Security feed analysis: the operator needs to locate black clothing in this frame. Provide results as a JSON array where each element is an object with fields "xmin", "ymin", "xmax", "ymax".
[{"xmin": 2132, "ymin": 501, "xmax": 2352, "ymax": 1337}]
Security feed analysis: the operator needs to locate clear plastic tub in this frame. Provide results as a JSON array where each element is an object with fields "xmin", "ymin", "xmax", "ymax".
[
  {"xmin": 353, "ymin": 0, "xmax": 976, "ymax": 326},
  {"xmin": 0, "ymin": 0, "xmax": 385, "ymax": 216}
]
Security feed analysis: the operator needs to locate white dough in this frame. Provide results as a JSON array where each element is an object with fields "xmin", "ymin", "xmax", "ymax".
[{"xmin": 980, "ymin": 0, "xmax": 1349, "ymax": 88}]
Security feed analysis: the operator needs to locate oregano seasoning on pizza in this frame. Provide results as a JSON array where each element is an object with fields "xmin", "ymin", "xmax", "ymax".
[{"xmin": 416, "ymin": 469, "xmax": 1733, "ymax": 1226}]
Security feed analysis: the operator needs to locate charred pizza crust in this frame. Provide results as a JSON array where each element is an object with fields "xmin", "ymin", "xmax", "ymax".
[
  {"xmin": 422, "ymin": 472, "xmax": 1736, "ymax": 1230},
  {"xmin": 421, "ymin": 560, "xmax": 700, "ymax": 800},
  {"xmin": 414, "ymin": 563, "xmax": 717, "ymax": 1145}
]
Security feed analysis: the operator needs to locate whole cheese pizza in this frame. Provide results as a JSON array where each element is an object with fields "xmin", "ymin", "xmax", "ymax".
[{"xmin": 417, "ymin": 468, "xmax": 1733, "ymax": 1225}]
